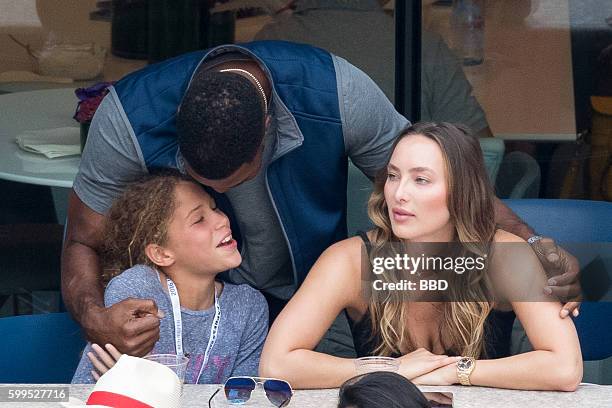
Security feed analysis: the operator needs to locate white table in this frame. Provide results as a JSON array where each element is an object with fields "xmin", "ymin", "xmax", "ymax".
[
  {"xmin": 1, "ymin": 383, "xmax": 610, "ymax": 408},
  {"xmin": 0, "ymin": 88, "xmax": 80, "ymax": 188},
  {"xmin": 0, "ymin": 88, "xmax": 81, "ymax": 223}
]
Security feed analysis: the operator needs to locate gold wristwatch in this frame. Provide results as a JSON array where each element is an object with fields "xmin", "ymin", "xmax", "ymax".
[{"xmin": 457, "ymin": 357, "xmax": 476, "ymax": 385}]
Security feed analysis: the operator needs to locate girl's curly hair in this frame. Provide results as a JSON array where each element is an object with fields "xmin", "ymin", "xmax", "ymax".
[{"xmin": 100, "ymin": 170, "xmax": 193, "ymax": 284}]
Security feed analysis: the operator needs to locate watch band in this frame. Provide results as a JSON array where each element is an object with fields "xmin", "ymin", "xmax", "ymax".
[{"xmin": 457, "ymin": 357, "xmax": 476, "ymax": 386}]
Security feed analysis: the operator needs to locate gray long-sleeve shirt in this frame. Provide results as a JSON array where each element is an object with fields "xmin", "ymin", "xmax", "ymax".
[{"xmin": 72, "ymin": 265, "xmax": 268, "ymax": 384}]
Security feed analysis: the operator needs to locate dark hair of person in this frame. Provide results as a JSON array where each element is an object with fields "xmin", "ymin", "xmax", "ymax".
[
  {"xmin": 177, "ymin": 70, "xmax": 266, "ymax": 180},
  {"xmin": 338, "ymin": 372, "xmax": 430, "ymax": 408},
  {"xmin": 100, "ymin": 169, "xmax": 193, "ymax": 284}
]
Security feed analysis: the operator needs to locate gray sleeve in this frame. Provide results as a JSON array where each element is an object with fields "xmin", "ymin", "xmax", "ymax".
[
  {"xmin": 103, "ymin": 266, "xmax": 159, "ymax": 307},
  {"xmin": 420, "ymin": 33, "xmax": 489, "ymax": 133},
  {"xmin": 72, "ymin": 267, "xmax": 159, "ymax": 384},
  {"xmin": 231, "ymin": 288, "xmax": 269, "ymax": 377},
  {"xmin": 73, "ymin": 88, "xmax": 147, "ymax": 215},
  {"xmin": 333, "ymin": 55, "xmax": 409, "ymax": 179},
  {"xmin": 71, "ymin": 343, "xmax": 95, "ymax": 384}
]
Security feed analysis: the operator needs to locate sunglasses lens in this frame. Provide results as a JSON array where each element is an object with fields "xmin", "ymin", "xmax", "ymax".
[
  {"xmin": 225, "ymin": 377, "xmax": 256, "ymax": 404},
  {"xmin": 263, "ymin": 380, "xmax": 292, "ymax": 407}
]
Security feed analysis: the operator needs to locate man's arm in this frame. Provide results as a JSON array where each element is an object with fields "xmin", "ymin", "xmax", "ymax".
[
  {"xmin": 493, "ymin": 197, "xmax": 534, "ymax": 239},
  {"xmin": 62, "ymin": 193, "xmax": 162, "ymax": 357},
  {"xmin": 494, "ymin": 197, "xmax": 581, "ymax": 317},
  {"xmin": 62, "ymin": 190, "xmax": 106, "ymax": 328}
]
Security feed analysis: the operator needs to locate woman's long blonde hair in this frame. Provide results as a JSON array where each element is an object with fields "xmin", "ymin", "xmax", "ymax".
[{"xmin": 366, "ymin": 122, "xmax": 497, "ymax": 358}]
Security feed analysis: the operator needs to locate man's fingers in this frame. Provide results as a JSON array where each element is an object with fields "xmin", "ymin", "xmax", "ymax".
[
  {"xmin": 535, "ymin": 238, "xmax": 560, "ymax": 263},
  {"xmin": 543, "ymin": 284, "xmax": 572, "ymax": 301},
  {"xmin": 124, "ymin": 314, "xmax": 161, "ymax": 337},
  {"xmin": 122, "ymin": 326, "xmax": 160, "ymax": 357},
  {"xmin": 547, "ymin": 270, "xmax": 579, "ymax": 287},
  {"xmin": 122, "ymin": 298, "xmax": 162, "ymax": 318},
  {"xmin": 544, "ymin": 281, "xmax": 582, "ymax": 301},
  {"xmin": 561, "ymin": 301, "xmax": 581, "ymax": 318},
  {"xmin": 92, "ymin": 370, "xmax": 100, "ymax": 382}
]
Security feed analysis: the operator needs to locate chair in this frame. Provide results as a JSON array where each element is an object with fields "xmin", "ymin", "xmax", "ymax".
[
  {"xmin": 479, "ymin": 138, "xmax": 505, "ymax": 183},
  {"xmin": 496, "ymin": 151, "xmax": 541, "ymax": 198},
  {"xmin": 347, "ymin": 138, "xmax": 505, "ymax": 235},
  {"xmin": 0, "ymin": 312, "xmax": 86, "ymax": 383},
  {"xmin": 505, "ymin": 199, "xmax": 612, "ymax": 361}
]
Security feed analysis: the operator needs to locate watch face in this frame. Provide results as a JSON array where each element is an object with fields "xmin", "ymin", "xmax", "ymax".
[{"xmin": 457, "ymin": 358, "xmax": 473, "ymax": 370}]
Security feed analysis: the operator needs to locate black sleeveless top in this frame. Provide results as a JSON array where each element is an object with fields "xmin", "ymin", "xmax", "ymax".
[{"xmin": 348, "ymin": 232, "xmax": 515, "ymax": 359}]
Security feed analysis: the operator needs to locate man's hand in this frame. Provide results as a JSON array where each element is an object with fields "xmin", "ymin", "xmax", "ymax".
[
  {"xmin": 84, "ymin": 298, "xmax": 164, "ymax": 357},
  {"xmin": 530, "ymin": 237, "xmax": 582, "ymax": 318}
]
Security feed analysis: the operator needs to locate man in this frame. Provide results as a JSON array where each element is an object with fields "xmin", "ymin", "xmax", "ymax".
[
  {"xmin": 255, "ymin": 0, "xmax": 493, "ymax": 138},
  {"xmin": 63, "ymin": 41, "xmax": 579, "ymax": 358}
]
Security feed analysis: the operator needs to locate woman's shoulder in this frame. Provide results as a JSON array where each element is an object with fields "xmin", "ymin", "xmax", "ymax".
[{"xmin": 324, "ymin": 234, "xmax": 369, "ymax": 261}]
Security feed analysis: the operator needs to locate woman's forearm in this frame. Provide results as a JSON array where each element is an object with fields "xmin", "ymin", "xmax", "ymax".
[
  {"xmin": 471, "ymin": 351, "xmax": 582, "ymax": 391},
  {"xmin": 260, "ymin": 348, "xmax": 358, "ymax": 389}
]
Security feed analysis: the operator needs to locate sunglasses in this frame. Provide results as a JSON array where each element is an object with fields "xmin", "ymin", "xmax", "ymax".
[{"xmin": 208, "ymin": 376, "xmax": 293, "ymax": 407}]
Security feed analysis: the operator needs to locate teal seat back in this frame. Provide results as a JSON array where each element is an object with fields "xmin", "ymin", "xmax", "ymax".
[{"xmin": 0, "ymin": 313, "xmax": 85, "ymax": 383}]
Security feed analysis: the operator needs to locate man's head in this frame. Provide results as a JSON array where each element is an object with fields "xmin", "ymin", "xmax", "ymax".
[{"xmin": 177, "ymin": 68, "xmax": 267, "ymax": 192}]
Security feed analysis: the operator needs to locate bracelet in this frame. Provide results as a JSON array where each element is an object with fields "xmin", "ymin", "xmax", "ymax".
[{"xmin": 527, "ymin": 235, "xmax": 544, "ymax": 245}]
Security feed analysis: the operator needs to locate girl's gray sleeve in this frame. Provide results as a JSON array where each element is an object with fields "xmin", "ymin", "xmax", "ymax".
[
  {"xmin": 72, "ymin": 267, "xmax": 157, "ymax": 384},
  {"xmin": 231, "ymin": 290, "xmax": 269, "ymax": 377},
  {"xmin": 71, "ymin": 343, "xmax": 96, "ymax": 384}
]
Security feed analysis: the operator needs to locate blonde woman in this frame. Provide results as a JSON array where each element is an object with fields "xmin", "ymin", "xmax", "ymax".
[{"xmin": 260, "ymin": 122, "xmax": 582, "ymax": 391}]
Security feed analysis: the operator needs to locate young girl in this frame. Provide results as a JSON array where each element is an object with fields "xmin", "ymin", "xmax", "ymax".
[
  {"xmin": 260, "ymin": 122, "xmax": 582, "ymax": 390},
  {"xmin": 72, "ymin": 171, "xmax": 268, "ymax": 384}
]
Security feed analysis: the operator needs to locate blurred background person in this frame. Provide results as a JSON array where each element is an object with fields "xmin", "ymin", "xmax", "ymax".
[{"xmin": 256, "ymin": 0, "xmax": 493, "ymax": 138}]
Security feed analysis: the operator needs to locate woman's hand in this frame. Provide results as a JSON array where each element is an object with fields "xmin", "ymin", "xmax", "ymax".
[
  {"xmin": 411, "ymin": 360, "xmax": 459, "ymax": 385},
  {"xmin": 397, "ymin": 348, "xmax": 461, "ymax": 380},
  {"xmin": 87, "ymin": 343, "xmax": 123, "ymax": 381}
]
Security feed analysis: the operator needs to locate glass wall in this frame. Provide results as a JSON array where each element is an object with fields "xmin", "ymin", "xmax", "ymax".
[
  {"xmin": 1, "ymin": 1, "xmax": 610, "ymax": 318},
  {"xmin": 421, "ymin": 0, "xmax": 612, "ymax": 200}
]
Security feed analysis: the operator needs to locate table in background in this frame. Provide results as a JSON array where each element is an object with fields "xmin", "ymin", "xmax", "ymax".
[
  {"xmin": 0, "ymin": 88, "xmax": 80, "ymax": 223},
  {"xmin": 0, "ymin": 383, "xmax": 610, "ymax": 408},
  {"xmin": 427, "ymin": 0, "xmax": 577, "ymax": 141}
]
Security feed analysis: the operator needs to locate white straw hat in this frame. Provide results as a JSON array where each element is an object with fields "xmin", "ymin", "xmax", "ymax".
[{"xmin": 83, "ymin": 354, "xmax": 182, "ymax": 408}]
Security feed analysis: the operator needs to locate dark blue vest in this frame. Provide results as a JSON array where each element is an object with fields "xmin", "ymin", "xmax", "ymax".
[{"xmin": 113, "ymin": 41, "xmax": 348, "ymax": 285}]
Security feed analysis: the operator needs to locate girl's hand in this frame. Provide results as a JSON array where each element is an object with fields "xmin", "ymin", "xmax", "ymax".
[
  {"xmin": 398, "ymin": 348, "xmax": 461, "ymax": 380},
  {"xmin": 411, "ymin": 360, "xmax": 459, "ymax": 385},
  {"xmin": 87, "ymin": 343, "xmax": 123, "ymax": 381}
]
